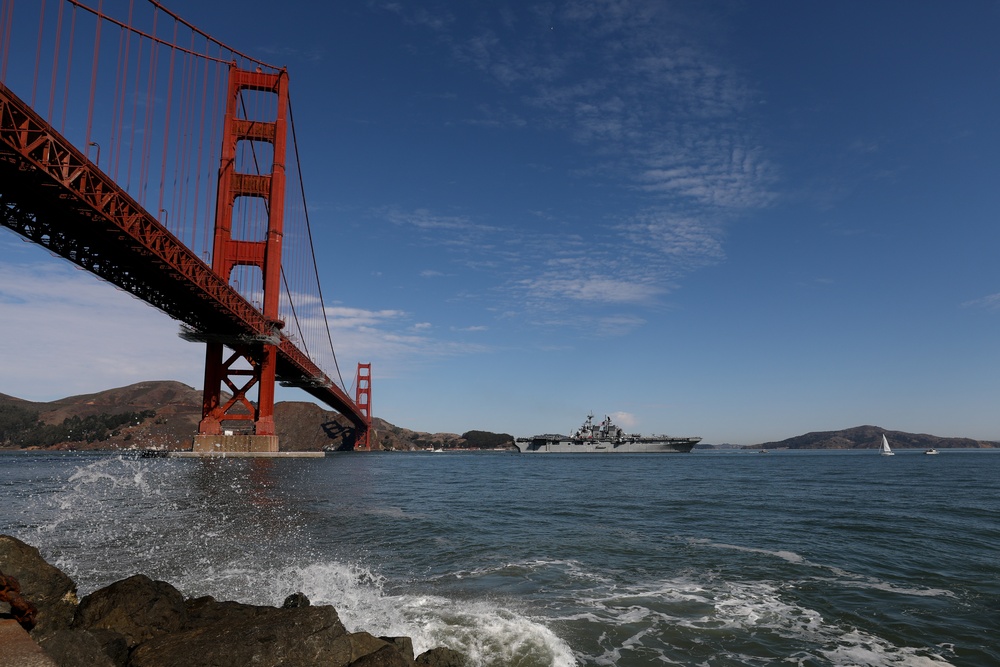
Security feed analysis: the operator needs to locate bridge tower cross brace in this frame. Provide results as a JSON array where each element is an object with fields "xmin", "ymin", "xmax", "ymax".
[{"xmin": 198, "ymin": 66, "xmax": 289, "ymax": 444}]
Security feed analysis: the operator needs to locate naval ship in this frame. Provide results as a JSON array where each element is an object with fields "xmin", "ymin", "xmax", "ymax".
[{"xmin": 515, "ymin": 413, "xmax": 701, "ymax": 453}]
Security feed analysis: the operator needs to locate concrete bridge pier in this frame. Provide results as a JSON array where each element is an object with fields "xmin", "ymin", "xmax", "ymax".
[{"xmin": 192, "ymin": 434, "xmax": 279, "ymax": 454}]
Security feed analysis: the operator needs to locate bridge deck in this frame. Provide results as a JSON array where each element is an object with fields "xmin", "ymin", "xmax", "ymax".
[{"xmin": 0, "ymin": 81, "xmax": 365, "ymax": 430}]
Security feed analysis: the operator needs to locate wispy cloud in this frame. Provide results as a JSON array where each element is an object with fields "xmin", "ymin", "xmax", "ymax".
[
  {"xmin": 961, "ymin": 293, "xmax": 1000, "ymax": 310},
  {"xmin": 327, "ymin": 306, "xmax": 408, "ymax": 328},
  {"xmin": 436, "ymin": 1, "xmax": 775, "ymax": 211},
  {"xmin": 0, "ymin": 259, "xmax": 204, "ymax": 400},
  {"xmin": 0, "ymin": 247, "xmax": 492, "ymax": 400},
  {"xmin": 383, "ymin": 208, "xmax": 481, "ymax": 231},
  {"xmin": 325, "ymin": 306, "xmax": 491, "ymax": 375},
  {"xmin": 617, "ymin": 212, "xmax": 726, "ymax": 267},
  {"xmin": 369, "ymin": 1, "xmax": 773, "ymax": 333},
  {"xmin": 518, "ymin": 275, "xmax": 661, "ymax": 305}
]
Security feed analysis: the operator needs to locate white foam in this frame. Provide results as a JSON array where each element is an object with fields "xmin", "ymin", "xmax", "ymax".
[
  {"xmin": 476, "ymin": 558, "xmax": 616, "ymax": 585},
  {"xmin": 233, "ymin": 561, "xmax": 578, "ymax": 666},
  {"xmin": 695, "ymin": 539, "xmax": 955, "ymax": 599},
  {"xmin": 820, "ymin": 629, "xmax": 956, "ymax": 666},
  {"xmin": 696, "ymin": 538, "xmax": 807, "ymax": 564},
  {"xmin": 561, "ymin": 576, "xmax": 956, "ymax": 666}
]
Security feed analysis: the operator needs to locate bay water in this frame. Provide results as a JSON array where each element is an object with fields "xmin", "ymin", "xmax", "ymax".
[{"xmin": 1, "ymin": 448, "xmax": 997, "ymax": 666}]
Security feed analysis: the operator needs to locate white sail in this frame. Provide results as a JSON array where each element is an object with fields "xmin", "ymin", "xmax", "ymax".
[{"xmin": 880, "ymin": 434, "xmax": 894, "ymax": 456}]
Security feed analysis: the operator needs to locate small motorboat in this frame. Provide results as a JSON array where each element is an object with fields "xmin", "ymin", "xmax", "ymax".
[{"xmin": 924, "ymin": 448, "xmax": 939, "ymax": 455}]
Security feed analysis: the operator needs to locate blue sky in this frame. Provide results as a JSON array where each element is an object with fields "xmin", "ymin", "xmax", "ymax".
[{"xmin": 2, "ymin": 1, "xmax": 999, "ymax": 444}]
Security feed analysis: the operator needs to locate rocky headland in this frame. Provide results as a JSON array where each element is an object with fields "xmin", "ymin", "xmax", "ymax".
[
  {"xmin": 752, "ymin": 424, "xmax": 999, "ymax": 451},
  {"xmin": 0, "ymin": 535, "xmax": 465, "ymax": 667}
]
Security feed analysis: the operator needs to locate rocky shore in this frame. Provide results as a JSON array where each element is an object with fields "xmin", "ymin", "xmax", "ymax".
[{"xmin": 0, "ymin": 535, "xmax": 465, "ymax": 667}]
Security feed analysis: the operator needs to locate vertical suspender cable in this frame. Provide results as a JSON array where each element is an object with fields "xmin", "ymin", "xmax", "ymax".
[
  {"xmin": 178, "ymin": 42, "xmax": 193, "ymax": 248},
  {"xmin": 111, "ymin": 0, "xmax": 134, "ymax": 180},
  {"xmin": 157, "ymin": 20, "xmax": 177, "ymax": 229},
  {"xmin": 59, "ymin": 5, "xmax": 77, "ymax": 134},
  {"xmin": 46, "ymin": 0, "xmax": 64, "ymax": 122},
  {"xmin": 109, "ymin": 25, "xmax": 124, "ymax": 174},
  {"xmin": 84, "ymin": 0, "xmax": 103, "ymax": 153},
  {"xmin": 139, "ymin": 9, "xmax": 158, "ymax": 208},
  {"xmin": 177, "ymin": 36, "xmax": 195, "ymax": 246},
  {"xmin": 170, "ymin": 46, "xmax": 186, "ymax": 240},
  {"xmin": 31, "ymin": 0, "xmax": 46, "ymax": 107},
  {"xmin": 192, "ymin": 47, "xmax": 210, "ymax": 254},
  {"xmin": 125, "ymin": 34, "xmax": 143, "ymax": 191},
  {"xmin": 203, "ymin": 54, "xmax": 223, "ymax": 263},
  {"xmin": 0, "ymin": 0, "xmax": 14, "ymax": 81}
]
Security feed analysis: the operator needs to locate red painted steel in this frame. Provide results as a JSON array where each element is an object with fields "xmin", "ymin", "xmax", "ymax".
[
  {"xmin": 199, "ymin": 67, "xmax": 289, "ymax": 437},
  {"xmin": 0, "ymin": 79, "xmax": 370, "ymax": 439},
  {"xmin": 354, "ymin": 363, "xmax": 372, "ymax": 450}
]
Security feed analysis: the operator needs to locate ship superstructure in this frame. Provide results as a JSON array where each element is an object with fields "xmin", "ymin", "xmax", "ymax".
[{"xmin": 515, "ymin": 413, "xmax": 701, "ymax": 453}]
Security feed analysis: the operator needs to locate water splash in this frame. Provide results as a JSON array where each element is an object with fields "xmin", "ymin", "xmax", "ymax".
[{"xmin": 17, "ymin": 455, "xmax": 577, "ymax": 667}]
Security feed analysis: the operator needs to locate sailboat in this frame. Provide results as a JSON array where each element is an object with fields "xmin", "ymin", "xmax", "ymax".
[{"xmin": 879, "ymin": 434, "xmax": 894, "ymax": 456}]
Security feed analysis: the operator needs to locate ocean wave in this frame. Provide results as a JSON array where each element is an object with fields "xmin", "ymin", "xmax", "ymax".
[{"xmin": 549, "ymin": 575, "xmax": 956, "ymax": 666}]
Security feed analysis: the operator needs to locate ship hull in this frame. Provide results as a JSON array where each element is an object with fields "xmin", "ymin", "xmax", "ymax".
[{"xmin": 515, "ymin": 437, "xmax": 699, "ymax": 454}]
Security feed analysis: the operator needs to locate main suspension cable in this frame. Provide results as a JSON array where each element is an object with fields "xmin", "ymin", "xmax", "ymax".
[{"xmin": 288, "ymin": 94, "xmax": 346, "ymax": 392}]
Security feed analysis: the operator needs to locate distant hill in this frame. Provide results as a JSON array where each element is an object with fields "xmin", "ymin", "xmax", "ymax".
[
  {"xmin": 753, "ymin": 425, "xmax": 999, "ymax": 451},
  {"xmin": 0, "ymin": 381, "xmax": 512, "ymax": 452}
]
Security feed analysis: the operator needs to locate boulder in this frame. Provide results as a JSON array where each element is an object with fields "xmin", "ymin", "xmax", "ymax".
[
  {"xmin": 128, "ymin": 605, "xmax": 354, "ymax": 667},
  {"xmin": 415, "ymin": 646, "xmax": 468, "ymax": 667},
  {"xmin": 348, "ymin": 642, "xmax": 414, "ymax": 667},
  {"xmin": 381, "ymin": 636, "xmax": 415, "ymax": 662},
  {"xmin": 72, "ymin": 574, "xmax": 186, "ymax": 648},
  {"xmin": 0, "ymin": 535, "xmax": 77, "ymax": 634},
  {"xmin": 330, "ymin": 632, "xmax": 405, "ymax": 666}
]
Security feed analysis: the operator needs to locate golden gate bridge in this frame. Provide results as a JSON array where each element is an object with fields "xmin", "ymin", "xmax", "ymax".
[{"xmin": 0, "ymin": 0, "xmax": 372, "ymax": 451}]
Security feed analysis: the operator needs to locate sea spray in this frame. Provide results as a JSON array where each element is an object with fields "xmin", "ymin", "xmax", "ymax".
[
  {"xmin": 18, "ymin": 454, "xmax": 577, "ymax": 667},
  {"xmin": 268, "ymin": 562, "xmax": 577, "ymax": 664}
]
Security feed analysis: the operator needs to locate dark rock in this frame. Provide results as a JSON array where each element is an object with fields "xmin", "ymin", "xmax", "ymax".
[
  {"xmin": 88, "ymin": 628, "xmax": 130, "ymax": 667},
  {"xmin": 128, "ymin": 605, "xmax": 352, "ymax": 667},
  {"xmin": 381, "ymin": 636, "xmax": 415, "ymax": 662},
  {"xmin": 282, "ymin": 591, "xmax": 310, "ymax": 608},
  {"xmin": 73, "ymin": 574, "xmax": 186, "ymax": 648},
  {"xmin": 0, "ymin": 535, "xmax": 78, "ymax": 634},
  {"xmin": 183, "ymin": 595, "xmax": 285, "ymax": 629},
  {"xmin": 2, "ymin": 535, "xmax": 468, "ymax": 667},
  {"xmin": 415, "ymin": 646, "xmax": 468, "ymax": 667},
  {"xmin": 348, "ymin": 642, "xmax": 413, "ymax": 667},
  {"xmin": 331, "ymin": 632, "xmax": 403, "ymax": 666},
  {"xmin": 34, "ymin": 627, "xmax": 116, "ymax": 667}
]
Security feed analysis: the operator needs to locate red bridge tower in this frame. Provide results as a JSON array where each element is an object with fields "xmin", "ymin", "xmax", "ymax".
[
  {"xmin": 354, "ymin": 363, "xmax": 372, "ymax": 450},
  {"xmin": 195, "ymin": 66, "xmax": 289, "ymax": 453}
]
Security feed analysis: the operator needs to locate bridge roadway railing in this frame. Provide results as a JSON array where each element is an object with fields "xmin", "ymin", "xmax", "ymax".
[{"xmin": 0, "ymin": 80, "xmax": 365, "ymax": 429}]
